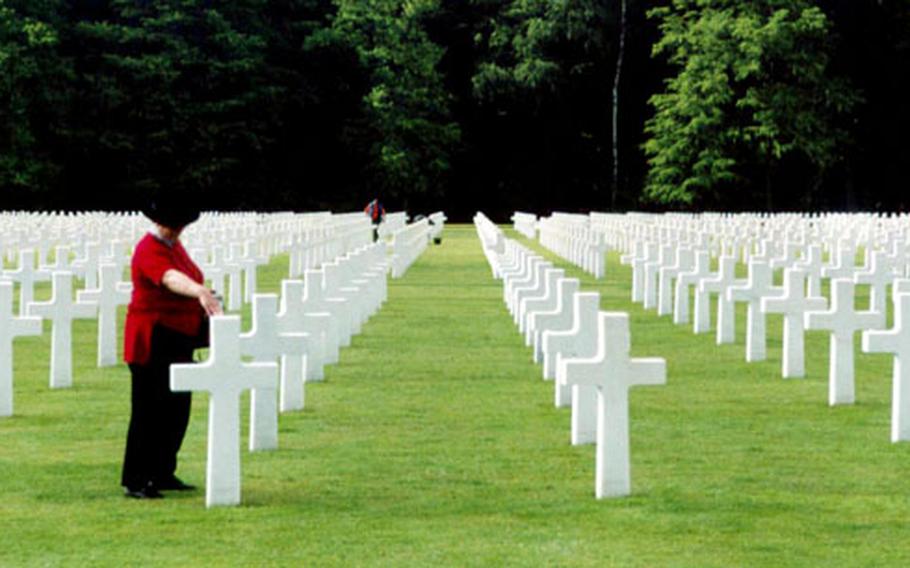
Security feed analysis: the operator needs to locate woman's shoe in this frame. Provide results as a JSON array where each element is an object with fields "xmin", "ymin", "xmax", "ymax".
[
  {"xmin": 124, "ymin": 482, "xmax": 164, "ymax": 499},
  {"xmin": 154, "ymin": 475, "xmax": 196, "ymax": 491}
]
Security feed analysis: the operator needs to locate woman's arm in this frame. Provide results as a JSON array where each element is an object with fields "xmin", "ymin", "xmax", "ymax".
[{"xmin": 161, "ymin": 269, "xmax": 223, "ymax": 316}]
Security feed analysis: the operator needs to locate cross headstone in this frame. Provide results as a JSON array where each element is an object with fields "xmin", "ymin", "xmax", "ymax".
[
  {"xmin": 223, "ymin": 244, "xmax": 243, "ymax": 311},
  {"xmin": 170, "ymin": 315, "xmax": 277, "ymax": 507},
  {"xmin": 727, "ymin": 260, "xmax": 778, "ymax": 362},
  {"xmin": 806, "ymin": 279, "xmax": 883, "ymax": 405},
  {"xmin": 239, "ymin": 294, "xmax": 309, "ymax": 452},
  {"xmin": 794, "ymin": 244, "xmax": 823, "ymax": 298},
  {"xmin": 520, "ymin": 268, "xmax": 563, "ymax": 340},
  {"xmin": 695, "ymin": 255, "xmax": 737, "ymax": 343},
  {"xmin": 862, "ymin": 292, "xmax": 910, "ymax": 442},
  {"xmin": 72, "ymin": 242, "xmax": 102, "ymax": 291},
  {"xmin": 545, "ymin": 292, "xmax": 601, "ymax": 445},
  {"xmin": 559, "ymin": 311, "xmax": 666, "ymax": 498},
  {"xmin": 853, "ymin": 250, "xmax": 895, "ymax": 317},
  {"xmin": 5, "ymin": 249, "xmax": 49, "ymax": 316},
  {"xmin": 530, "ymin": 277, "xmax": 580, "ymax": 364},
  {"xmin": 276, "ymin": 279, "xmax": 327, "ymax": 409},
  {"xmin": 0, "ymin": 281, "xmax": 42, "ymax": 416},
  {"xmin": 674, "ymin": 250, "xmax": 710, "ymax": 325},
  {"xmin": 658, "ymin": 248, "xmax": 693, "ymax": 317},
  {"xmin": 76, "ymin": 263, "xmax": 130, "ymax": 367},
  {"xmin": 625, "ymin": 241, "xmax": 646, "ymax": 303},
  {"xmin": 761, "ymin": 268, "xmax": 826, "ymax": 378},
  {"xmin": 41, "ymin": 245, "xmax": 74, "ymax": 273},
  {"xmin": 26, "ymin": 271, "xmax": 96, "ymax": 389},
  {"xmin": 643, "ymin": 244, "xmax": 670, "ymax": 310},
  {"xmin": 821, "ymin": 241, "xmax": 858, "ymax": 281},
  {"xmin": 301, "ymin": 269, "xmax": 342, "ymax": 367}
]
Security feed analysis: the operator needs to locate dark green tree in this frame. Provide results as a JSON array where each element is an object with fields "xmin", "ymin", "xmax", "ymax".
[
  {"xmin": 0, "ymin": 0, "xmax": 70, "ymax": 204},
  {"xmin": 71, "ymin": 0, "xmax": 272, "ymax": 206},
  {"xmin": 334, "ymin": 0, "xmax": 459, "ymax": 207},
  {"xmin": 643, "ymin": 0, "xmax": 858, "ymax": 209}
]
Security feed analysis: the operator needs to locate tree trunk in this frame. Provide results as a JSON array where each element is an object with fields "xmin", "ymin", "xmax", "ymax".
[{"xmin": 610, "ymin": 0, "xmax": 628, "ymax": 211}]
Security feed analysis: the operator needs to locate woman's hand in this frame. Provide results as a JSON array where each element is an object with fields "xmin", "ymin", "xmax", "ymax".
[
  {"xmin": 198, "ymin": 287, "xmax": 223, "ymax": 316},
  {"xmin": 162, "ymin": 269, "xmax": 223, "ymax": 316}
]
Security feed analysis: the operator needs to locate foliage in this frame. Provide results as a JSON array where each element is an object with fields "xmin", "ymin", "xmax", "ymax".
[
  {"xmin": 334, "ymin": 0, "xmax": 460, "ymax": 203},
  {"xmin": 0, "ymin": 1, "xmax": 909, "ymax": 214},
  {"xmin": 0, "ymin": 0, "xmax": 69, "ymax": 198},
  {"xmin": 71, "ymin": 1, "xmax": 273, "ymax": 203},
  {"xmin": 643, "ymin": 0, "xmax": 858, "ymax": 207}
]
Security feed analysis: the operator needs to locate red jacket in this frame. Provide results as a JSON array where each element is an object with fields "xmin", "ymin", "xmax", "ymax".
[{"xmin": 124, "ymin": 233, "xmax": 205, "ymax": 365}]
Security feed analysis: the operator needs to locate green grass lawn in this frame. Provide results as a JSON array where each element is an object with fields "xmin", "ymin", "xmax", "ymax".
[{"xmin": 2, "ymin": 224, "xmax": 910, "ymax": 566}]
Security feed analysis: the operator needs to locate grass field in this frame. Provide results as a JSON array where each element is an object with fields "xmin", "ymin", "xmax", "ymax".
[{"xmin": 2, "ymin": 224, "xmax": 910, "ymax": 566}]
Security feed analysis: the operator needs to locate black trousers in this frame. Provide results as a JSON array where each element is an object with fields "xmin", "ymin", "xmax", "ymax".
[{"xmin": 121, "ymin": 325, "xmax": 195, "ymax": 490}]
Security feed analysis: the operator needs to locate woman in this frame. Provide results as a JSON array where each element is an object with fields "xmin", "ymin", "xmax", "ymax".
[{"xmin": 121, "ymin": 197, "xmax": 222, "ymax": 499}]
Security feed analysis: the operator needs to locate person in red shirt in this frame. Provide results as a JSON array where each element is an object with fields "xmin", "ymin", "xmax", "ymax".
[{"xmin": 121, "ymin": 196, "xmax": 222, "ymax": 499}]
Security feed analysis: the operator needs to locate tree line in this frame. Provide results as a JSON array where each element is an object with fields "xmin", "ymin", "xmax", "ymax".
[{"xmin": 1, "ymin": 0, "xmax": 907, "ymax": 219}]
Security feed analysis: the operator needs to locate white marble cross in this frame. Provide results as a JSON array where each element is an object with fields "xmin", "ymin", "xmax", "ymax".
[
  {"xmin": 276, "ymin": 279, "xmax": 328, "ymax": 409},
  {"xmin": 0, "ymin": 281, "xmax": 42, "ymax": 416},
  {"xmin": 26, "ymin": 271, "xmax": 96, "ymax": 388},
  {"xmin": 806, "ymin": 279, "xmax": 883, "ymax": 405},
  {"xmin": 5, "ymin": 249, "xmax": 49, "ymax": 316},
  {"xmin": 853, "ymin": 250, "xmax": 895, "ymax": 317},
  {"xmin": 530, "ymin": 277, "xmax": 580, "ymax": 364},
  {"xmin": 239, "ymin": 240, "xmax": 265, "ymax": 303},
  {"xmin": 72, "ymin": 242, "xmax": 102, "ymax": 291},
  {"xmin": 76, "ymin": 263, "xmax": 131, "ymax": 367},
  {"xmin": 727, "ymin": 260, "xmax": 777, "ymax": 362},
  {"xmin": 658, "ymin": 248, "xmax": 693, "ymax": 317},
  {"xmin": 821, "ymin": 242, "xmax": 858, "ymax": 281},
  {"xmin": 301, "ymin": 269, "xmax": 342, "ymax": 366},
  {"xmin": 643, "ymin": 244, "xmax": 670, "ymax": 310},
  {"xmin": 558, "ymin": 311, "xmax": 666, "ymax": 499},
  {"xmin": 224, "ymin": 244, "xmax": 244, "ymax": 311},
  {"xmin": 695, "ymin": 255, "xmax": 737, "ymax": 343},
  {"xmin": 794, "ymin": 244, "xmax": 824, "ymax": 298},
  {"xmin": 520, "ymin": 268, "xmax": 563, "ymax": 340},
  {"xmin": 761, "ymin": 268, "xmax": 826, "ymax": 378},
  {"xmin": 674, "ymin": 250, "xmax": 710, "ymax": 324},
  {"xmin": 541, "ymin": 290, "xmax": 597, "ymax": 382},
  {"xmin": 544, "ymin": 292, "xmax": 601, "ymax": 447},
  {"xmin": 239, "ymin": 294, "xmax": 309, "ymax": 452},
  {"xmin": 170, "ymin": 315, "xmax": 278, "ymax": 507},
  {"xmin": 41, "ymin": 245, "xmax": 74, "ymax": 273},
  {"xmin": 204, "ymin": 246, "xmax": 228, "ymax": 302},
  {"xmin": 625, "ymin": 241, "xmax": 646, "ymax": 303},
  {"xmin": 862, "ymin": 293, "xmax": 910, "ymax": 442}
]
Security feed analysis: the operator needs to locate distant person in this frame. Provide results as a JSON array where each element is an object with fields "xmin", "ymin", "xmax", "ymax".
[
  {"xmin": 121, "ymin": 193, "xmax": 222, "ymax": 499},
  {"xmin": 364, "ymin": 198, "xmax": 385, "ymax": 225},
  {"xmin": 364, "ymin": 198, "xmax": 386, "ymax": 241}
]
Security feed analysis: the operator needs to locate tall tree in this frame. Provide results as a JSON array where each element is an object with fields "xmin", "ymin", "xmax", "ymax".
[
  {"xmin": 0, "ymin": 0, "xmax": 69, "ymax": 205},
  {"xmin": 334, "ymin": 0, "xmax": 460, "ymax": 208},
  {"xmin": 643, "ymin": 0, "xmax": 858, "ymax": 209},
  {"xmin": 472, "ymin": 0, "xmax": 621, "ymax": 212},
  {"xmin": 71, "ymin": 0, "xmax": 272, "ymax": 207}
]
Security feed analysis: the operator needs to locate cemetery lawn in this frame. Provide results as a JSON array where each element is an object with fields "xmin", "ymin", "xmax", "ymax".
[{"xmin": 2, "ymin": 224, "xmax": 910, "ymax": 567}]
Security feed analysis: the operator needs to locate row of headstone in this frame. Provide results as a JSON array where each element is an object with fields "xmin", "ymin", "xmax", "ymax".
[
  {"xmin": 546, "ymin": 211, "xmax": 910, "ymax": 444},
  {"xmin": 377, "ymin": 212, "xmax": 408, "ymax": 240},
  {"xmin": 474, "ymin": 212, "xmax": 666, "ymax": 499},
  {"xmin": 389, "ymin": 219, "xmax": 433, "ymax": 279},
  {"xmin": 511, "ymin": 212, "xmax": 538, "ymax": 239},
  {"xmin": 171, "ymin": 238, "xmax": 393, "ymax": 507},
  {"xmin": 536, "ymin": 213, "xmax": 608, "ymax": 279},
  {"xmin": 0, "ymin": 210, "xmax": 391, "ymax": 420}
]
